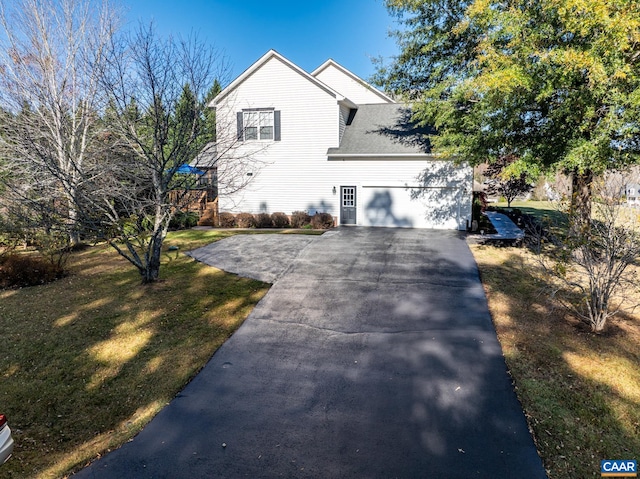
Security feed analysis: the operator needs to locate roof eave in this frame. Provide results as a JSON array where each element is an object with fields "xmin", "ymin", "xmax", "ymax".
[
  {"xmin": 212, "ymin": 50, "xmax": 344, "ymax": 107},
  {"xmin": 311, "ymin": 59, "xmax": 396, "ymax": 104},
  {"xmin": 338, "ymin": 97, "xmax": 358, "ymax": 109},
  {"xmin": 327, "ymin": 152, "xmax": 436, "ymax": 159}
]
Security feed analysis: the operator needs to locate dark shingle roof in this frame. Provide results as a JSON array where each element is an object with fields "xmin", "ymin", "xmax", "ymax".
[{"xmin": 327, "ymin": 104, "xmax": 434, "ymax": 157}]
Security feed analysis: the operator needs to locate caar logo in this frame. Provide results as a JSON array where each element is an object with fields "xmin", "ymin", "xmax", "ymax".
[{"xmin": 601, "ymin": 460, "xmax": 637, "ymax": 477}]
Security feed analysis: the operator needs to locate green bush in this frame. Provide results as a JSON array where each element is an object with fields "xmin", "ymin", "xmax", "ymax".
[
  {"xmin": 271, "ymin": 212, "xmax": 290, "ymax": 228},
  {"xmin": 255, "ymin": 212, "xmax": 273, "ymax": 228},
  {"xmin": 185, "ymin": 212, "xmax": 199, "ymax": 228},
  {"xmin": 169, "ymin": 211, "xmax": 199, "ymax": 230},
  {"xmin": 311, "ymin": 212, "xmax": 334, "ymax": 229},
  {"xmin": 218, "ymin": 212, "xmax": 236, "ymax": 228},
  {"xmin": 0, "ymin": 253, "xmax": 66, "ymax": 288},
  {"xmin": 236, "ymin": 213, "xmax": 256, "ymax": 228},
  {"xmin": 291, "ymin": 211, "xmax": 310, "ymax": 228}
]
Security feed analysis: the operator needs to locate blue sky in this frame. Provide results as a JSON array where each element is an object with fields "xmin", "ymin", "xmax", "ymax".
[{"xmin": 124, "ymin": 0, "xmax": 399, "ymax": 85}]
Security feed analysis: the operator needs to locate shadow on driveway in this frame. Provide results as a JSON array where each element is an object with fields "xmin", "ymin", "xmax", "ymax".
[{"xmin": 74, "ymin": 228, "xmax": 547, "ymax": 479}]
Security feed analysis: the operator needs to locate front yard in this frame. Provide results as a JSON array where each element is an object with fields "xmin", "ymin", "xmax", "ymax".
[
  {"xmin": 471, "ymin": 201, "xmax": 640, "ymax": 478},
  {"xmin": 1, "ymin": 220, "xmax": 638, "ymax": 478},
  {"xmin": 0, "ymin": 230, "xmax": 273, "ymax": 478}
]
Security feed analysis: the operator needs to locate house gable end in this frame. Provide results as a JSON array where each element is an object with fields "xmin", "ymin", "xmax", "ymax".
[
  {"xmin": 311, "ymin": 59, "xmax": 395, "ymax": 105},
  {"xmin": 212, "ymin": 50, "xmax": 346, "ymax": 107}
]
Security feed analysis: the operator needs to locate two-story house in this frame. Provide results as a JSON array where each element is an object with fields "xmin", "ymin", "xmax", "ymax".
[
  {"xmin": 201, "ymin": 50, "xmax": 472, "ymax": 229},
  {"xmin": 627, "ymin": 184, "xmax": 640, "ymax": 207}
]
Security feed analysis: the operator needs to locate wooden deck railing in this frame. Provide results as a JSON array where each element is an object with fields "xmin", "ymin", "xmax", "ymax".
[{"xmin": 168, "ymin": 189, "xmax": 218, "ymax": 226}]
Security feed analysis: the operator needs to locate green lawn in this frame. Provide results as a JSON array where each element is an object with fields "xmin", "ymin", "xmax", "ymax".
[
  {"xmin": 493, "ymin": 200, "xmax": 568, "ymax": 227},
  {"xmin": 0, "ymin": 229, "xmax": 277, "ymax": 478}
]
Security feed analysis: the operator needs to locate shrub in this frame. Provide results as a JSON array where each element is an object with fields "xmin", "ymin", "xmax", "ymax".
[
  {"xmin": 184, "ymin": 212, "xmax": 199, "ymax": 228},
  {"xmin": 0, "ymin": 253, "xmax": 66, "ymax": 288},
  {"xmin": 311, "ymin": 212, "xmax": 334, "ymax": 229},
  {"xmin": 218, "ymin": 212, "xmax": 236, "ymax": 228},
  {"xmin": 291, "ymin": 211, "xmax": 310, "ymax": 228},
  {"xmin": 169, "ymin": 211, "xmax": 199, "ymax": 230},
  {"xmin": 32, "ymin": 231, "xmax": 70, "ymax": 272},
  {"xmin": 169, "ymin": 212, "xmax": 184, "ymax": 230},
  {"xmin": 472, "ymin": 191, "xmax": 488, "ymax": 223},
  {"xmin": 255, "ymin": 212, "xmax": 273, "ymax": 228},
  {"xmin": 236, "ymin": 212, "xmax": 256, "ymax": 228},
  {"xmin": 271, "ymin": 212, "xmax": 290, "ymax": 228}
]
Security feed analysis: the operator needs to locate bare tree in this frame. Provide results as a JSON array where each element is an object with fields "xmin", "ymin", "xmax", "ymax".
[
  {"xmin": 533, "ymin": 176, "xmax": 640, "ymax": 333},
  {"xmin": 0, "ymin": 5, "xmax": 266, "ymax": 284},
  {"xmin": 89, "ymin": 24, "xmax": 235, "ymax": 283},
  {"xmin": 0, "ymin": 0, "xmax": 118, "ymax": 245}
]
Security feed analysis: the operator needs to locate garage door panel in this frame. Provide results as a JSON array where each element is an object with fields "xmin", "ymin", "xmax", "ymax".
[{"xmin": 362, "ymin": 186, "xmax": 463, "ymax": 229}]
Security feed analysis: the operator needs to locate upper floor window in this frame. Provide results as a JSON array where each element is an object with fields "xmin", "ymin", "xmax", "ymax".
[
  {"xmin": 245, "ymin": 110, "xmax": 273, "ymax": 140},
  {"xmin": 237, "ymin": 109, "xmax": 281, "ymax": 142}
]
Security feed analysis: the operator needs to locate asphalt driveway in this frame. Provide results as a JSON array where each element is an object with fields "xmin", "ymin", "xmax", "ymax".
[{"xmin": 74, "ymin": 228, "xmax": 547, "ymax": 478}]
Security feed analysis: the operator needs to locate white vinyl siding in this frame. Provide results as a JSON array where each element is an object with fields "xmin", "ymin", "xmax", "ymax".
[
  {"xmin": 313, "ymin": 63, "xmax": 393, "ymax": 105},
  {"xmin": 216, "ymin": 55, "xmax": 341, "ymax": 215},
  {"xmin": 339, "ymin": 104, "xmax": 350, "ymax": 142},
  {"xmin": 215, "ymin": 52, "xmax": 473, "ymax": 230}
]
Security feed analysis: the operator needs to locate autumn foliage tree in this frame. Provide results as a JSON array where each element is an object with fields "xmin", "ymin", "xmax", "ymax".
[{"xmin": 377, "ymin": 0, "xmax": 640, "ymax": 229}]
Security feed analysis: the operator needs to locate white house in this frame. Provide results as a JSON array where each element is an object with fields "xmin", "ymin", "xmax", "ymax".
[
  {"xmin": 202, "ymin": 50, "xmax": 473, "ymax": 230},
  {"xmin": 627, "ymin": 184, "xmax": 640, "ymax": 207}
]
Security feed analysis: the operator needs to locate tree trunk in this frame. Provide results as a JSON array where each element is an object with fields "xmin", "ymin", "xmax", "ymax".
[
  {"xmin": 570, "ymin": 169, "xmax": 593, "ymax": 235},
  {"xmin": 68, "ymin": 205, "xmax": 81, "ymax": 247},
  {"xmin": 141, "ymin": 228, "xmax": 166, "ymax": 283}
]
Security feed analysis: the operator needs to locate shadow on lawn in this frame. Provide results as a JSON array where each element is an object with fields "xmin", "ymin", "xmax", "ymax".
[
  {"xmin": 0, "ymin": 245, "xmax": 269, "ymax": 479},
  {"xmin": 78, "ymin": 227, "xmax": 545, "ymax": 478},
  {"xmin": 475, "ymin": 248, "xmax": 640, "ymax": 479}
]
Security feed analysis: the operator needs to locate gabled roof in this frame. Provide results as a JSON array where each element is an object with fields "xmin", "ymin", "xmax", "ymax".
[
  {"xmin": 210, "ymin": 50, "xmax": 357, "ymax": 108},
  {"xmin": 311, "ymin": 59, "xmax": 396, "ymax": 104},
  {"xmin": 191, "ymin": 142, "xmax": 217, "ymax": 168},
  {"xmin": 327, "ymin": 104, "xmax": 435, "ymax": 158}
]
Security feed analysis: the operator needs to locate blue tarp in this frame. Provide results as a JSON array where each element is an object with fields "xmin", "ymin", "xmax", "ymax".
[{"xmin": 175, "ymin": 164, "xmax": 205, "ymax": 175}]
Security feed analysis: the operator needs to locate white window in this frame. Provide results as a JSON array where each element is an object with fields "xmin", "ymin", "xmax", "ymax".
[{"xmin": 244, "ymin": 110, "xmax": 274, "ymax": 141}]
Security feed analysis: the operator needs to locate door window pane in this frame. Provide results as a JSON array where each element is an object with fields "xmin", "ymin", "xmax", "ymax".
[{"xmin": 342, "ymin": 187, "xmax": 355, "ymax": 207}]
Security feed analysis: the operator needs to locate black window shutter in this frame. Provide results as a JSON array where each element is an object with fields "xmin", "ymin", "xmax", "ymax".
[
  {"xmin": 236, "ymin": 112, "xmax": 243, "ymax": 141},
  {"xmin": 274, "ymin": 110, "xmax": 281, "ymax": 141}
]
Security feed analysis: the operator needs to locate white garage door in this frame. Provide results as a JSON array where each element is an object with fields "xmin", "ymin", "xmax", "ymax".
[{"xmin": 361, "ymin": 185, "xmax": 466, "ymax": 230}]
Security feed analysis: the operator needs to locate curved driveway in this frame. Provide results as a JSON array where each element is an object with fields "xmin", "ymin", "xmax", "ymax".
[{"xmin": 75, "ymin": 228, "xmax": 546, "ymax": 479}]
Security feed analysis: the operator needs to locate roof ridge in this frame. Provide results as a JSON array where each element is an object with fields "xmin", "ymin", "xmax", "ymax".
[
  {"xmin": 211, "ymin": 50, "xmax": 356, "ymax": 108},
  {"xmin": 310, "ymin": 59, "xmax": 395, "ymax": 104}
]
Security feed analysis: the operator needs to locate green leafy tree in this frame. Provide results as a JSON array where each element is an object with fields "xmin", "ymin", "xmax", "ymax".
[
  {"xmin": 203, "ymin": 80, "xmax": 222, "ymax": 142},
  {"xmin": 377, "ymin": 0, "xmax": 640, "ymax": 228},
  {"xmin": 484, "ymin": 155, "xmax": 538, "ymax": 207}
]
